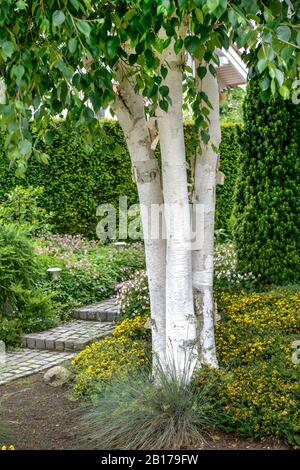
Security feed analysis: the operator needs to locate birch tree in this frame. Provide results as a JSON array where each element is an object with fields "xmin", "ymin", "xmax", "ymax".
[
  {"xmin": 0, "ymin": 0, "xmax": 299, "ymax": 379},
  {"xmin": 112, "ymin": 62, "xmax": 167, "ymax": 366},
  {"xmin": 192, "ymin": 64, "xmax": 221, "ymax": 368}
]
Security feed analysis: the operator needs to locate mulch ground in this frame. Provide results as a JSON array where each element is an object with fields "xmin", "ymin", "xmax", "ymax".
[{"xmin": 0, "ymin": 372, "xmax": 289, "ymax": 450}]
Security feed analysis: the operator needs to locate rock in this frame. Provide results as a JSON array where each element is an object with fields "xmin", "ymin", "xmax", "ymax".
[{"xmin": 44, "ymin": 365, "xmax": 72, "ymax": 387}]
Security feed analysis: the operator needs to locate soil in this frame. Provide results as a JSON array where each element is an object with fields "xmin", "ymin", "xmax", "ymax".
[{"xmin": 0, "ymin": 372, "xmax": 289, "ymax": 450}]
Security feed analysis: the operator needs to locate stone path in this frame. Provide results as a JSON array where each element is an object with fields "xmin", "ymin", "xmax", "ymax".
[
  {"xmin": 0, "ymin": 349, "xmax": 75, "ymax": 386},
  {"xmin": 21, "ymin": 321, "xmax": 114, "ymax": 351},
  {"xmin": 0, "ymin": 297, "xmax": 118, "ymax": 386}
]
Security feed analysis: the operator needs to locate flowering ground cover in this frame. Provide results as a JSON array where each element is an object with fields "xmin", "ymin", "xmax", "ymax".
[
  {"xmin": 72, "ymin": 244, "xmax": 300, "ymax": 447},
  {"xmin": 72, "ymin": 316, "xmax": 150, "ymax": 397}
]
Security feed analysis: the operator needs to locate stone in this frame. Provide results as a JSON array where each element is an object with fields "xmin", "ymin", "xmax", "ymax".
[{"xmin": 44, "ymin": 365, "xmax": 72, "ymax": 387}]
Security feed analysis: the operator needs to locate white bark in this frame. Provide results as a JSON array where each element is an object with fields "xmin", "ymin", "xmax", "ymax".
[
  {"xmin": 192, "ymin": 66, "xmax": 221, "ymax": 368},
  {"xmin": 112, "ymin": 65, "xmax": 166, "ymax": 366},
  {"xmin": 157, "ymin": 42, "xmax": 198, "ymax": 379}
]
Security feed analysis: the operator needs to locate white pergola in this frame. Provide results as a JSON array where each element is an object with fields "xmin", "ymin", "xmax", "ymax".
[{"xmin": 217, "ymin": 46, "xmax": 248, "ymax": 89}]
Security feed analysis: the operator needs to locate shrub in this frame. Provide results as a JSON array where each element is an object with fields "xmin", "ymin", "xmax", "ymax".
[
  {"xmin": 117, "ymin": 270, "xmax": 150, "ymax": 319},
  {"xmin": 0, "ymin": 186, "xmax": 53, "ymax": 234},
  {"xmin": 220, "ymin": 87, "xmax": 245, "ymax": 123},
  {"xmin": 196, "ymin": 287, "xmax": 300, "ymax": 447},
  {"xmin": 0, "ymin": 224, "xmax": 58, "ymax": 345},
  {"xmin": 234, "ymin": 80, "xmax": 300, "ymax": 284},
  {"xmin": 0, "ymin": 122, "xmax": 241, "ymax": 237},
  {"xmin": 214, "ymin": 243, "xmax": 261, "ymax": 290},
  {"xmin": 80, "ymin": 362, "xmax": 214, "ymax": 450},
  {"xmin": 0, "ymin": 123, "xmax": 137, "ymax": 238},
  {"xmin": 0, "ymin": 223, "xmax": 40, "ymax": 314},
  {"xmin": 35, "ymin": 237, "xmax": 145, "ymax": 319},
  {"xmin": 215, "ymin": 123, "xmax": 242, "ymax": 232},
  {"xmin": 72, "ymin": 316, "xmax": 150, "ymax": 397}
]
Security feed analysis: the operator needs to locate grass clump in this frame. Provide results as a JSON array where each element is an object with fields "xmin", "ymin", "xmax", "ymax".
[{"xmin": 81, "ymin": 362, "xmax": 214, "ymax": 450}]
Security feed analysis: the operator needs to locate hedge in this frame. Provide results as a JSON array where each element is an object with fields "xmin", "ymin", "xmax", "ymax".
[
  {"xmin": 234, "ymin": 80, "xmax": 300, "ymax": 284},
  {"xmin": 0, "ymin": 121, "xmax": 241, "ymax": 238}
]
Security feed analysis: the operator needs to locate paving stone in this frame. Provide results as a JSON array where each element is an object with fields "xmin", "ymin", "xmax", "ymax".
[
  {"xmin": 45, "ymin": 339, "xmax": 55, "ymax": 350},
  {"xmin": 35, "ymin": 339, "xmax": 46, "ymax": 350},
  {"xmin": 21, "ymin": 320, "xmax": 114, "ymax": 352},
  {"xmin": 0, "ymin": 350, "xmax": 76, "ymax": 385},
  {"xmin": 73, "ymin": 298, "xmax": 119, "ymax": 321}
]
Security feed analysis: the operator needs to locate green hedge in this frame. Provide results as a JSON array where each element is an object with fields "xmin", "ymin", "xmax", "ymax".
[
  {"xmin": 216, "ymin": 123, "xmax": 241, "ymax": 230},
  {"xmin": 0, "ymin": 121, "xmax": 241, "ymax": 238},
  {"xmin": 234, "ymin": 80, "xmax": 300, "ymax": 284}
]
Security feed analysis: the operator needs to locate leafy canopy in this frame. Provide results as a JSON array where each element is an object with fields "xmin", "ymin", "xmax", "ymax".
[{"xmin": 0, "ymin": 0, "xmax": 299, "ymax": 172}]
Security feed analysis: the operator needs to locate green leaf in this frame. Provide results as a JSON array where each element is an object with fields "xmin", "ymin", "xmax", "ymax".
[
  {"xmin": 128, "ymin": 54, "xmax": 137, "ymax": 65},
  {"xmin": 270, "ymin": 78, "xmax": 276, "ymax": 95},
  {"xmin": 53, "ymin": 10, "xmax": 66, "ymax": 27},
  {"xmin": 15, "ymin": 100, "xmax": 24, "ymax": 111},
  {"xmin": 276, "ymin": 26, "xmax": 291, "ymax": 43},
  {"xmin": 13, "ymin": 64, "xmax": 25, "ymax": 79},
  {"xmin": 257, "ymin": 59, "xmax": 268, "ymax": 74},
  {"xmin": 207, "ymin": 0, "xmax": 227, "ymax": 18},
  {"xmin": 68, "ymin": 38, "xmax": 77, "ymax": 54},
  {"xmin": 297, "ymin": 31, "xmax": 300, "ymax": 47},
  {"xmin": 1, "ymin": 41, "xmax": 14, "ymax": 59},
  {"xmin": 76, "ymin": 20, "xmax": 91, "ymax": 38},
  {"xmin": 16, "ymin": 1, "xmax": 27, "ymax": 10},
  {"xmin": 279, "ymin": 85, "xmax": 289, "ymax": 99},
  {"xmin": 19, "ymin": 139, "xmax": 32, "ymax": 156},
  {"xmin": 70, "ymin": 0, "xmax": 80, "ymax": 11},
  {"xmin": 184, "ymin": 36, "xmax": 201, "ymax": 56},
  {"xmin": 40, "ymin": 152, "xmax": 49, "ymax": 164},
  {"xmin": 174, "ymin": 38, "xmax": 183, "ymax": 55},
  {"xmin": 160, "ymin": 0, "xmax": 172, "ymax": 15},
  {"xmin": 281, "ymin": 46, "xmax": 294, "ymax": 63},
  {"xmin": 196, "ymin": 66, "xmax": 207, "ymax": 79},
  {"xmin": 201, "ymin": 129, "xmax": 210, "ymax": 144},
  {"xmin": 275, "ymin": 69, "xmax": 284, "ymax": 87},
  {"xmin": 106, "ymin": 37, "xmax": 120, "ymax": 59},
  {"xmin": 207, "ymin": 0, "xmax": 219, "ymax": 12},
  {"xmin": 44, "ymin": 130, "xmax": 55, "ymax": 145},
  {"xmin": 178, "ymin": 0, "xmax": 189, "ymax": 7},
  {"xmin": 159, "ymin": 99, "xmax": 169, "ymax": 112},
  {"xmin": 195, "ymin": 8, "xmax": 203, "ymax": 23},
  {"xmin": 259, "ymin": 75, "xmax": 270, "ymax": 91},
  {"xmin": 144, "ymin": 48, "xmax": 155, "ymax": 68},
  {"xmin": 161, "ymin": 65, "xmax": 168, "ymax": 79},
  {"xmin": 159, "ymin": 85, "xmax": 169, "ymax": 97},
  {"xmin": 209, "ymin": 63, "xmax": 216, "ymax": 77}
]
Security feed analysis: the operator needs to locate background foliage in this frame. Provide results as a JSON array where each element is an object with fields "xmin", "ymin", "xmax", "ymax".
[
  {"xmin": 234, "ymin": 80, "xmax": 300, "ymax": 285},
  {"xmin": 0, "ymin": 224, "xmax": 58, "ymax": 345},
  {"xmin": 0, "ymin": 121, "xmax": 241, "ymax": 238},
  {"xmin": 220, "ymin": 88, "xmax": 245, "ymax": 123}
]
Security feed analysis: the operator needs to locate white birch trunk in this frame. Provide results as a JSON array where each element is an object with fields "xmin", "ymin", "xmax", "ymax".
[
  {"xmin": 157, "ymin": 43, "xmax": 198, "ymax": 379},
  {"xmin": 192, "ymin": 66, "xmax": 221, "ymax": 368},
  {"xmin": 112, "ymin": 67, "xmax": 166, "ymax": 367}
]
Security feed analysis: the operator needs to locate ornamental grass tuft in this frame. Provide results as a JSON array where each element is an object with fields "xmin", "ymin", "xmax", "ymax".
[{"xmin": 80, "ymin": 361, "xmax": 215, "ymax": 450}]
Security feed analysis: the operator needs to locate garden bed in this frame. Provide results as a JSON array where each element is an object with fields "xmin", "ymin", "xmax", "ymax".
[{"xmin": 0, "ymin": 372, "xmax": 289, "ymax": 450}]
